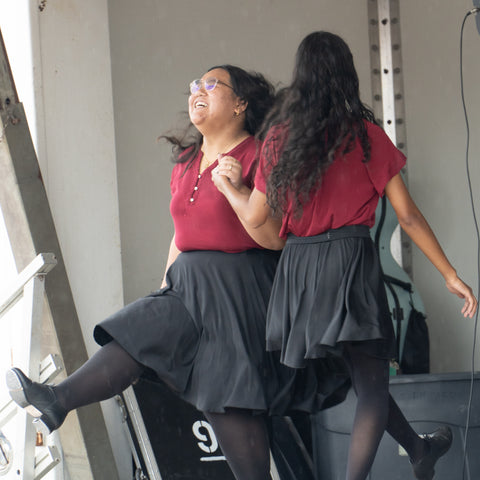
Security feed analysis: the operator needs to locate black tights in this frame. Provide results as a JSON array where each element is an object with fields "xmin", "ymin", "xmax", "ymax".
[
  {"xmin": 52, "ymin": 341, "xmax": 271, "ymax": 480},
  {"xmin": 343, "ymin": 345, "xmax": 426, "ymax": 480},
  {"xmin": 53, "ymin": 340, "xmax": 144, "ymax": 411},
  {"xmin": 204, "ymin": 410, "xmax": 271, "ymax": 480}
]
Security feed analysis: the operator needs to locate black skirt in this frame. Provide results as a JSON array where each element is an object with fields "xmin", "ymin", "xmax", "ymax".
[
  {"xmin": 266, "ymin": 225, "xmax": 396, "ymax": 369},
  {"xmin": 94, "ymin": 249, "xmax": 288, "ymax": 413},
  {"xmin": 94, "ymin": 248, "xmax": 351, "ymax": 415}
]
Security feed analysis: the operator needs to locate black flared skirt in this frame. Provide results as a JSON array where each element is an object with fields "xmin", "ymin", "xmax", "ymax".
[
  {"xmin": 266, "ymin": 225, "xmax": 396, "ymax": 369},
  {"xmin": 94, "ymin": 249, "xmax": 289, "ymax": 413}
]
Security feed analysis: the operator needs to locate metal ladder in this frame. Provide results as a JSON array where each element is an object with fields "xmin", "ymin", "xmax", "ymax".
[{"xmin": 0, "ymin": 252, "xmax": 64, "ymax": 479}]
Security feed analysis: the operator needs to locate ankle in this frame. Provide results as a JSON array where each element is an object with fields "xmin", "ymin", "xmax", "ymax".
[
  {"xmin": 409, "ymin": 437, "xmax": 429, "ymax": 464},
  {"xmin": 51, "ymin": 385, "xmax": 68, "ymax": 412}
]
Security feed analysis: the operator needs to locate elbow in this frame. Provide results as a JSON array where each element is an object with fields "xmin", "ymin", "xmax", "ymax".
[
  {"xmin": 262, "ymin": 233, "xmax": 286, "ymax": 250},
  {"xmin": 243, "ymin": 211, "xmax": 268, "ymax": 229},
  {"xmin": 397, "ymin": 211, "xmax": 426, "ymax": 232},
  {"xmin": 258, "ymin": 238, "xmax": 285, "ymax": 251},
  {"xmin": 269, "ymin": 239, "xmax": 286, "ymax": 251}
]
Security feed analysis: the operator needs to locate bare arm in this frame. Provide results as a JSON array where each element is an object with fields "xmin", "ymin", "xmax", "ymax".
[
  {"xmin": 241, "ymin": 211, "xmax": 284, "ymax": 250},
  {"xmin": 212, "ymin": 156, "xmax": 284, "ymax": 250},
  {"xmin": 385, "ymin": 173, "xmax": 477, "ymax": 318},
  {"xmin": 160, "ymin": 234, "xmax": 181, "ymax": 288}
]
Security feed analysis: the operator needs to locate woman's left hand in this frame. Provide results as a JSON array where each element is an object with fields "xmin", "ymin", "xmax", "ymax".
[
  {"xmin": 212, "ymin": 155, "xmax": 244, "ymax": 190},
  {"xmin": 444, "ymin": 274, "xmax": 478, "ymax": 318}
]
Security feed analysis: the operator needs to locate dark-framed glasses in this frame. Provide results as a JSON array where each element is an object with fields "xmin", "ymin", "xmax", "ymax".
[{"xmin": 189, "ymin": 77, "xmax": 234, "ymax": 95}]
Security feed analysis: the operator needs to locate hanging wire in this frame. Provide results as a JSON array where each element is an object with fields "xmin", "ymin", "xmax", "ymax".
[{"xmin": 460, "ymin": 8, "xmax": 480, "ymax": 480}]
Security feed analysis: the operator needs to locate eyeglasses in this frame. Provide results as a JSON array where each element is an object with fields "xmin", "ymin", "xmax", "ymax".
[{"xmin": 189, "ymin": 77, "xmax": 234, "ymax": 95}]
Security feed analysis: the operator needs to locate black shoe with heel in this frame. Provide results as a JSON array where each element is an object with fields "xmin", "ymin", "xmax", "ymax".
[
  {"xmin": 411, "ymin": 426, "xmax": 453, "ymax": 480},
  {"xmin": 6, "ymin": 367, "xmax": 67, "ymax": 434}
]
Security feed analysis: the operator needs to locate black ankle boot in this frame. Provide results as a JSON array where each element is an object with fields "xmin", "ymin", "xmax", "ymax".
[
  {"xmin": 410, "ymin": 426, "xmax": 453, "ymax": 480},
  {"xmin": 6, "ymin": 368, "xmax": 67, "ymax": 433}
]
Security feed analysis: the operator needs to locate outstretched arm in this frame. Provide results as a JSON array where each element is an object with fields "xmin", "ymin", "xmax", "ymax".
[
  {"xmin": 212, "ymin": 156, "xmax": 284, "ymax": 250},
  {"xmin": 385, "ymin": 173, "xmax": 477, "ymax": 318}
]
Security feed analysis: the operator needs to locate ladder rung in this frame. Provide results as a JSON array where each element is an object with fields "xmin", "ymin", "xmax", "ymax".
[
  {"xmin": 0, "ymin": 400, "xmax": 16, "ymax": 429},
  {"xmin": 34, "ymin": 445, "xmax": 61, "ymax": 480},
  {"xmin": 0, "ymin": 253, "xmax": 57, "ymax": 317}
]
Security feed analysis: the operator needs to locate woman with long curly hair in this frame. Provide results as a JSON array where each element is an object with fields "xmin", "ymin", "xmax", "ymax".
[{"xmin": 212, "ymin": 32, "xmax": 477, "ymax": 480}]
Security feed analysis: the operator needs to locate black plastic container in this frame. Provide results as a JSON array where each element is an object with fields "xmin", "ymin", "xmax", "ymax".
[{"xmin": 312, "ymin": 372, "xmax": 480, "ymax": 479}]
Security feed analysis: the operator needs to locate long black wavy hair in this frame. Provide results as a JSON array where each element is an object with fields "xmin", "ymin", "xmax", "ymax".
[
  {"xmin": 161, "ymin": 65, "xmax": 275, "ymax": 170},
  {"xmin": 260, "ymin": 31, "xmax": 377, "ymax": 216}
]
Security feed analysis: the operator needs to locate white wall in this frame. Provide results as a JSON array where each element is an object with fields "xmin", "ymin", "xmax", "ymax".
[
  {"xmin": 400, "ymin": 0, "xmax": 480, "ymax": 372},
  {"xmin": 31, "ymin": 0, "xmax": 125, "ymax": 357},
  {"xmin": 107, "ymin": 0, "xmax": 373, "ymax": 303}
]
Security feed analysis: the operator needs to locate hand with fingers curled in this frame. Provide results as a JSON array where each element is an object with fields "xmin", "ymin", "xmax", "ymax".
[
  {"xmin": 212, "ymin": 154, "xmax": 245, "ymax": 191},
  {"xmin": 444, "ymin": 274, "xmax": 478, "ymax": 318}
]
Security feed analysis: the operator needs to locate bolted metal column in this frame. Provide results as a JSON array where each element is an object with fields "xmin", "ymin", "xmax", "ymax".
[{"xmin": 367, "ymin": 0, "xmax": 412, "ymax": 277}]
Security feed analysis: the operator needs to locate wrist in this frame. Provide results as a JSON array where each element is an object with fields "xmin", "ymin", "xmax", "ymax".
[{"xmin": 442, "ymin": 267, "xmax": 458, "ymax": 283}]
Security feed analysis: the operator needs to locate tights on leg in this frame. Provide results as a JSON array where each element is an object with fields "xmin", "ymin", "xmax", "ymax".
[
  {"xmin": 343, "ymin": 346, "xmax": 390, "ymax": 480},
  {"xmin": 54, "ymin": 340, "xmax": 144, "ymax": 412},
  {"xmin": 343, "ymin": 346, "xmax": 427, "ymax": 479},
  {"xmin": 203, "ymin": 409, "xmax": 271, "ymax": 480},
  {"xmin": 385, "ymin": 391, "xmax": 427, "ymax": 463}
]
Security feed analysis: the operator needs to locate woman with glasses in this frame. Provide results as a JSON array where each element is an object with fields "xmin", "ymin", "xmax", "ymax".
[
  {"xmin": 212, "ymin": 33, "xmax": 477, "ymax": 480},
  {"xmin": 6, "ymin": 65, "xmax": 291, "ymax": 480}
]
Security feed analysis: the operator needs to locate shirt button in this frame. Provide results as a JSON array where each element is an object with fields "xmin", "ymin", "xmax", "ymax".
[
  {"xmin": 194, "ymin": 186, "xmax": 198, "ymax": 191},
  {"xmin": 198, "ymin": 174, "xmax": 201, "ymax": 179},
  {"xmin": 190, "ymin": 198, "xmax": 194, "ymax": 203}
]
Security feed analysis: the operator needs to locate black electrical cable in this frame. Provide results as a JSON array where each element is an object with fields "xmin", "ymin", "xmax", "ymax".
[{"xmin": 460, "ymin": 9, "xmax": 480, "ymax": 480}]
